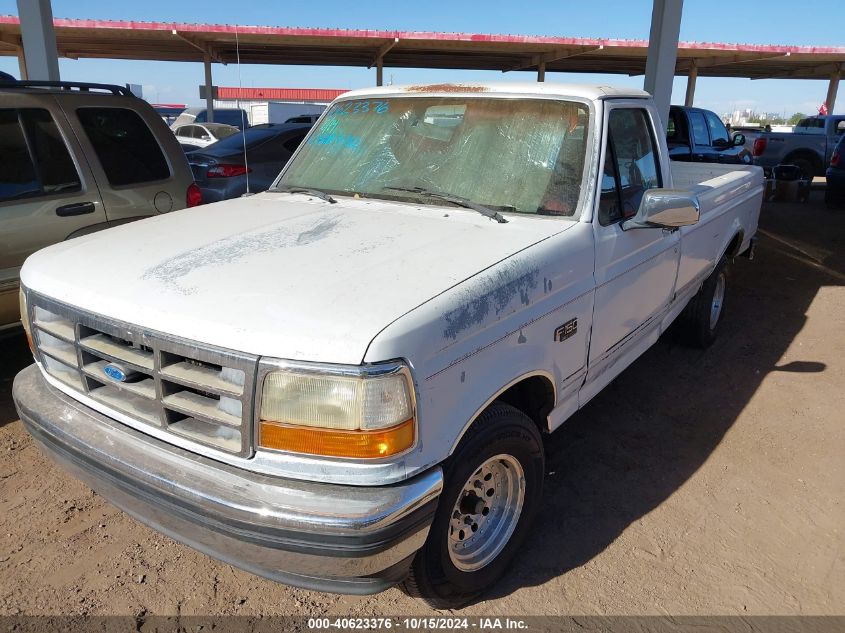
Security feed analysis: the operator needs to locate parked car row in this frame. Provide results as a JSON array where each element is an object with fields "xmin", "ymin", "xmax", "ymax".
[{"xmin": 2, "ymin": 75, "xmax": 839, "ymax": 335}]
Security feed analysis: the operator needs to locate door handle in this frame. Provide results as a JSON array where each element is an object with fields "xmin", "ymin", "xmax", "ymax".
[{"xmin": 56, "ymin": 202, "xmax": 95, "ymax": 217}]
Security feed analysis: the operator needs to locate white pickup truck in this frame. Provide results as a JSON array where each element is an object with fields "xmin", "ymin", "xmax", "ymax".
[{"xmin": 13, "ymin": 83, "xmax": 763, "ymax": 608}]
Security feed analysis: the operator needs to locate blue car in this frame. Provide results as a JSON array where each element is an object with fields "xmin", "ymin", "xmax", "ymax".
[{"xmin": 825, "ymin": 134, "xmax": 845, "ymax": 207}]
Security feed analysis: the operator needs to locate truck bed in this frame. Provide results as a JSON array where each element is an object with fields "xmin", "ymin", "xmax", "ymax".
[
  {"xmin": 671, "ymin": 162, "xmax": 763, "ymax": 217},
  {"xmin": 670, "ymin": 161, "xmax": 764, "ymax": 301}
]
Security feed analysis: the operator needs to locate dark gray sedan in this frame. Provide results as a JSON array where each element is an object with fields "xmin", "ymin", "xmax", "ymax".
[{"xmin": 188, "ymin": 123, "xmax": 311, "ymax": 203}]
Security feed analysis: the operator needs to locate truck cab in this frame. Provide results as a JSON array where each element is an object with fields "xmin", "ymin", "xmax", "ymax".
[{"xmin": 666, "ymin": 105, "xmax": 751, "ymax": 165}]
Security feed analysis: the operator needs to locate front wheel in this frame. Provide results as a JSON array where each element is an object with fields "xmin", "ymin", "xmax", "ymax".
[{"xmin": 401, "ymin": 403, "xmax": 544, "ymax": 609}]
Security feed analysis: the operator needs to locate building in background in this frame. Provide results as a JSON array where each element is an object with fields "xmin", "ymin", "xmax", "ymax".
[{"xmin": 213, "ymin": 87, "xmax": 347, "ymax": 125}]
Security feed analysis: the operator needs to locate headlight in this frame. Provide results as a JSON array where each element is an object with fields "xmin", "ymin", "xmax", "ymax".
[
  {"xmin": 19, "ymin": 287, "xmax": 34, "ymax": 354},
  {"xmin": 258, "ymin": 362, "xmax": 416, "ymax": 459}
]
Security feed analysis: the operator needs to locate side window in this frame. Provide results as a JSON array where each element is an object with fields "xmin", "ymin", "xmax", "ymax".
[
  {"xmin": 836, "ymin": 120, "xmax": 845, "ymax": 135},
  {"xmin": 688, "ymin": 112, "xmax": 710, "ymax": 146},
  {"xmin": 77, "ymin": 107, "xmax": 170, "ymax": 186},
  {"xmin": 666, "ymin": 110, "xmax": 679, "ymax": 142},
  {"xmin": 175, "ymin": 126, "xmax": 187, "ymax": 137},
  {"xmin": 600, "ymin": 108, "xmax": 662, "ymax": 226},
  {"xmin": 599, "ymin": 139, "xmax": 622, "ymax": 225},
  {"xmin": 0, "ymin": 108, "xmax": 80, "ymax": 202},
  {"xmin": 705, "ymin": 112, "xmax": 729, "ymax": 146},
  {"xmin": 0, "ymin": 110, "xmax": 39, "ymax": 202}
]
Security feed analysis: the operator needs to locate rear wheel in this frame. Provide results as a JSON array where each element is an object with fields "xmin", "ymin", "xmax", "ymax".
[
  {"xmin": 678, "ymin": 256, "xmax": 728, "ymax": 348},
  {"xmin": 787, "ymin": 156, "xmax": 816, "ymax": 182},
  {"xmin": 401, "ymin": 403, "xmax": 544, "ymax": 609}
]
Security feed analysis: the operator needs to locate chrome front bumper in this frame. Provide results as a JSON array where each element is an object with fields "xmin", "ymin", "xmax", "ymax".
[{"xmin": 13, "ymin": 364, "xmax": 442, "ymax": 595}]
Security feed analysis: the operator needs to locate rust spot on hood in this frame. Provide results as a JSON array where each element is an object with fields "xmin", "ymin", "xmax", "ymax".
[{"xmin": 405, "ymin": 83, "xmax": 489, "ymax": 93}]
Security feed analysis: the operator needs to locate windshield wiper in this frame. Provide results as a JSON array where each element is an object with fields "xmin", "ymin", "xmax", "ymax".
[
  {"xmin": 274, "ymin": 185, "xmax": 337, "ymax": 204},
  {"xmin": 383, "ymin": 186, "xmax": 508, "ymax": 224}
]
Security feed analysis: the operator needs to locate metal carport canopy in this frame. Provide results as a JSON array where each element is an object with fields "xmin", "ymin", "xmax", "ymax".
[{"xmin": 1, "ymin": 15, "xmax": 843, "ymax": 81}]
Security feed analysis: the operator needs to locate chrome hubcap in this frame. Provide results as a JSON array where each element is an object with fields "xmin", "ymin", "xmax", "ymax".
[
  {"xmin": 447, "ymin": 454, "xmax": 525, "ymax": 572},
  {"xmin": 710, "ymin": 273, "xmax": 726, "ymax": 330}
]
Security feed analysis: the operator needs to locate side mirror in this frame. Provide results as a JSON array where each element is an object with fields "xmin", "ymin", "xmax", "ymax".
[
  {"xmin": 732, "ymin": 133, "xmax": 746, "ymax": 147},
  {"xmin": 202, "ymin": 135, "xmax": 211, "ymax": 141},
  {"xmin": 622, "ymin": 189, "xmax": 700, "ymax": 230}
]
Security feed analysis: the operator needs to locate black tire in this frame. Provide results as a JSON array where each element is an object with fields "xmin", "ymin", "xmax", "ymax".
[
  {"xmin": 788, "ymin": 156, "xmax": 816, "ymax": 182},
  {"xmin": 678, "ymin": 256, "xmax": 728, "ymax": 348},
  {"xmin": 824, "ymin": 187, "xmax": 844, "ymax": 209},
  {"xmin": 401, "ymin": 402, "xmax": 544, "ymax": 609}
]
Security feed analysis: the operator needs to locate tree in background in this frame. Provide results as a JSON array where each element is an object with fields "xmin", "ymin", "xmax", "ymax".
[
  {"xmin": 788, "ymin": 112, "xmax": 807, "ymax": 125},
  {"xmin": 748, "ymin": 114, "xmax": 787, "ymax": 126}
]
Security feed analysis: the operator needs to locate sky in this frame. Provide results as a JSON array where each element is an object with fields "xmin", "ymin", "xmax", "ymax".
[{"xmin": 0, "ymin": 0, "xmax": 842, "ymax": 116}]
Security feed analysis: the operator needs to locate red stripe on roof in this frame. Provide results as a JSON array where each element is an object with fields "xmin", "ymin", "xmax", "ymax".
[
  {"xmin": 216, "ymin": 87, "xmax": 347, "ymax": 101},
  {"xmin": 1, "ymin": 15, "xmax": 843, "ymax": 55}
]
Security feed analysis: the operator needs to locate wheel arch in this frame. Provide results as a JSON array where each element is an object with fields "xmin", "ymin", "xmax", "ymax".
[
  {"xmin": 724, "ymin": 230, "xmax": 745, "ymax": 260},
  {"xmin": 783, "ymin": 150, "xmax": 823, "ymax": 175},
  {"xmin": 448, "ymin": 371, "xmax": 555, "ymax": 457}
]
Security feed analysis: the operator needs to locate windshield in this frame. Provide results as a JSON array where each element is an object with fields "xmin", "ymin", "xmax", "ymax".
[
  {"xmin": 210, "ymin": 125, "xmax": 240, "ymax": 140},
  {"xmin": 278, "ymin": 96, "xmax": 590, "ymax": 217}
]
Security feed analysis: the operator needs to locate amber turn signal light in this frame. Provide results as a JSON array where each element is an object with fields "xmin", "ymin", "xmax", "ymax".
[{"xmin": 259, "ymin": 418, "xmax": 415, "ymax": 458}]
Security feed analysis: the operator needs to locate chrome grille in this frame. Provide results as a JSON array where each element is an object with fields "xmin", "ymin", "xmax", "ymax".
[{"xmin": 27, "ymin": 293, "xmax": 257, "ymax": 456}]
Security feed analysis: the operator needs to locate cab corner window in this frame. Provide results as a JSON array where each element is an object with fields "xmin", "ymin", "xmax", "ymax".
[
  {"xmin": 689, "ymin": 111, "xmax": 710, "ymax": 146},
  {"xmin": 599, "ymin": 108, "xmax": 662, "ymax": 226},
  {"xmin": 77, "ymin": 107, "xmax": 170, "ymax": 187},
  {"xmin": 0, "ymin": 108, "xmax": 81, "ymax": 203},
  {"xmin": 705, "ymin": 112, "xmax": 729, "ymax": 146}
]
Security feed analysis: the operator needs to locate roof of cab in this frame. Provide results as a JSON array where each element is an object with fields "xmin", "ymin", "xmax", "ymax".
[{"xmin": 338, "ymin": 82, "xmax": 651, "ymax": 101}]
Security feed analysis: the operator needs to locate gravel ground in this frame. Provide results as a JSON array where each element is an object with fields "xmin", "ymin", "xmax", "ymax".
[{"xmin": 0, "ymin": 192, "xmax": 842, "ymax": 618}]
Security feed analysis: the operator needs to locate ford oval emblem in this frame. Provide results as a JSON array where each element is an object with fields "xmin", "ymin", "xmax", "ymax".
[{"xmin": 103, "ymin": 363, "xmax": 127, "ymax": 382}]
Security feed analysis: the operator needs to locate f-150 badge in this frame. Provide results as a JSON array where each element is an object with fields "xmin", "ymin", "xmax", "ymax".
[{"xmin": 554, "ymin": 318, "xmax": 577, "ymax": 342}]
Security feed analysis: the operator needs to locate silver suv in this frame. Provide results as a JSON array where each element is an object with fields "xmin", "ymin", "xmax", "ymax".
[{"xmin": 0, "ymin": 81, "xmax": 199, "ymax": 329}]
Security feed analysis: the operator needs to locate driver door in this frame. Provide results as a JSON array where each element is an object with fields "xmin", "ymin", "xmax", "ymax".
[{"xmin": 582, "ymin": 102, "xmax": 681, "ymax": 402}]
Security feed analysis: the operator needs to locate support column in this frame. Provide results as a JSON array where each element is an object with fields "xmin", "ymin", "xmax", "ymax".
[
  {"xmin": 826, "ymin": 69, "xmax": 841, "ymax": 114},
  {"xmin": 16, "ymin": 0, "xmax": 59, "ymax": 81},
  {"xmin": 16, "ymin": 45, "xmax": 28, "ymax": 80},
  {"xmin": 376, "ymin": 58, "xmax": 383, "ymax": 87},
  {"xmin": 204, "ymin": 54, "xmax": 214, "ymax": 123},
  {"xmin": 684, "ymin": 64, "xmax": 697, "ymax": 106},
  {"xmin": 537, "ymin": 61, "xmax": 546, "ymax": 83},
  {"xmin": 643, "ymin": 0, "xmax": 683, "ymax": 129}
]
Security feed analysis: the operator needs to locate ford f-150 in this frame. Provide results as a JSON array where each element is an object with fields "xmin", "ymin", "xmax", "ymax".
[{"xmin": 13, "ymin": 83, "xmax": 764, "ymax": 608}]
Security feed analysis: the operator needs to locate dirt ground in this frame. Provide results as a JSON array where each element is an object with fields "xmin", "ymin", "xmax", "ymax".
[{"xmin": 0, "ymin": 191, "xmax": 843, "ymax": 618}]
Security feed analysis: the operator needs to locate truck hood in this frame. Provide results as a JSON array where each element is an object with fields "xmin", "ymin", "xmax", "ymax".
[{"xmin": 22, "ymin": 193, "xmax": 572, "ymax": 364}]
